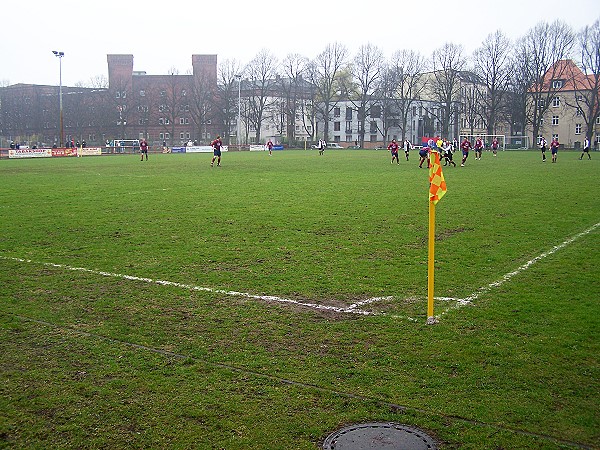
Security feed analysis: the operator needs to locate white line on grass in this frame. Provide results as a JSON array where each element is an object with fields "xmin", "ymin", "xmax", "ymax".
[
  {"xmin": 2, "ymin": 222, "xmax": 597, "ymax": 320},
  {"xmin": 437, "ymin": 221, "xmax": 600, "ymax": 317},
  {"xmin": 0, "ymin": 256, "xmax": 373, "ymax": 315}
]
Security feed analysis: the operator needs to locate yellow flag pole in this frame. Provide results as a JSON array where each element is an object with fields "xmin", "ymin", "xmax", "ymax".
[{"xmin": 427, "ymin": 200, "xmax": 438, "ymax": 324}]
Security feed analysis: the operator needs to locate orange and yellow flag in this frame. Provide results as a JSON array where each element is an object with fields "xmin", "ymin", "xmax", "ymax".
[{"xmin": 428, "ymin": 149, "xmax": 447, "ymax": 204}]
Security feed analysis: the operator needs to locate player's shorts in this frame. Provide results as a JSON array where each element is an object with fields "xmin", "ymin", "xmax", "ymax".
[
  {"xmin": 462, "ymin": 150, "xmax": 469, "ymax": 157},
  {"xmin": 551, "ymin": 148, "xmax": 558, "ymax": 154},
  {"xmin": 213, "ymin": 149, "xmax": 221, "ymax": 157},
  {"xmin": 419, "ymin": 149, "xmax": 428, "ymax": 157},
  {"xmin": 141, "ymin": 149, "xmax": 148, "ymax": 154}
]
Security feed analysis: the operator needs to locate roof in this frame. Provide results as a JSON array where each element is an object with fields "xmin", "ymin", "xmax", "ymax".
[{"xmin": 530, "ymin": 59, "xmax": 596, "ymax": 92}]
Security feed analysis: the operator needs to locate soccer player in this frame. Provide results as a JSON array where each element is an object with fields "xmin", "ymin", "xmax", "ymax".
[
  {"xmin": 474, "ymin": 137, "xmax": 484, "ymax": 160},
  {"xmin": 460, "ymin": 137, "xmax": 472, "ymax": 167},
  {"xmin": 580, "ymin": 137, "xmax": 592, "ymax": 160},
  {"xmin": 550, "ymin": 137, "xmax": 559, "ymax": 163},
  {"xmin": 210, "ymin": 135, "xmax": 223, "ymax": 167},
  {"xmin": 403, "ymin": 139, "xmax": 411, "ymax": 161},
  {"xmin": 539, "ymin": 136, "xmax": 547, "ymax": 162},
  {"xmin": 491, "ymin": 138, "xmax": 499, "ymax": 156},
  {"xmin": 140, "ymin": 138, "xmax": 149, "ymax": 161},
  {"xmin": 388, "ymin": 139, "xmax": 400, "ymax": 165},
  {"xmin": 267, "ymin": 139, "xmax": 273, "ymax": 156},
  {"xmin": 442, "ymin": 139, "xmax": 456, "ymax": 167},
  {"xmin": 418, "ymin": 145, "xmax": 430, "ymax": 168}
]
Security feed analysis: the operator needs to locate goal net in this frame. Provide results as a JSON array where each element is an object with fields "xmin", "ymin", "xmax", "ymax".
[
  {"xmin": 458, "ymin": 134, "xmax": 506, "ymax": 150},
  {"xmin": 506, "ymin": 135, "xmax": 531, "ymax": 150}
]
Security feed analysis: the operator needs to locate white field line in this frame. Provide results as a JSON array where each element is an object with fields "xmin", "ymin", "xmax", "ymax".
[
  {"xmin": 437, "ymin": 221, "xmax": 600, "ymax": 317},
  {"xmin": 2, "ymin": 222, "xmax": 597, "ymax": 319},
  {"xmin": 0, "ymin": 256, "xmax": 372, "ymax": 315}
]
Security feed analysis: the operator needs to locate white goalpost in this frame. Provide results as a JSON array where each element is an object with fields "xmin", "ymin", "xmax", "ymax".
[
  {"xmin": 459, "ymin": 134, "xmax": 506, "ymax": 150},
  {"xmin": 506, "ymin": 135, "xmax": 531, "ymax": 150}
]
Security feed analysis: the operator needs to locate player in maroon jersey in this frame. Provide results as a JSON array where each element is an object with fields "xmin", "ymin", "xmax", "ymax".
[
  {"xmin": 491, "ymin": 138, "xmax": 499, "ymax": 157},
  {"xmin": 474, "ymin": 137, "xmax": 483, "ymax": 160},
  {"xmin": 140, "ymin": 138, "xmax": 149, "ymax": 161},
  {"xmin": 460, "ymin": 137, "xmax": 472, "ymax": 167},
  {"xmin": 387, "ymin": 139, "xmax": 400, "ymax": 165},
  {"xmin": 550, "ymin": 137, "xmax": 559, "ymax": 163},
  {"xmin": 210, "ymin": 135, "xmax": 223, "ymax": 167}
]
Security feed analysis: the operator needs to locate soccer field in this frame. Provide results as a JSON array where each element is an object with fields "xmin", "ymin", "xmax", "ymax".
[{"xmin": 1, "ymin": 150, "xmax": 598, "ymax": 448}]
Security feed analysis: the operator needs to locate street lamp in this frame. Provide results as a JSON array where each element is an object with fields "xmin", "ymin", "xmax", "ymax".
[
  {"xmin": 235, "ymin": 74, "xmax": 241, "ymax": 151},
  {"xmin": 52, "ymin": 50, "xmax": 64, "ymax": 148}
]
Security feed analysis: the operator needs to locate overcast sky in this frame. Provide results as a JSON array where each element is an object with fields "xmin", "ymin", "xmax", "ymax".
[{"xmin": 1, "ymin": 0, "xmax": 597, "ymax": 87}]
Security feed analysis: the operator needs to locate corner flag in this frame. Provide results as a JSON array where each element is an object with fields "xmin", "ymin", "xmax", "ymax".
[
  {"xmin": 427, "ymin": 148, "xmax": 447, "ymax": 324},
  {"xmin": 429, "ymin": 149, "xmax": 447, "ymax": 204}
]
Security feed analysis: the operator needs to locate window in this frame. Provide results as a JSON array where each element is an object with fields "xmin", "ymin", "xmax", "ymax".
[
  {"xmin": 334, "ymin": 122, "xmax": 340, "ymax": 131},
  {"xmin": 575, "ymin": 124, "xmax": 582, "ymax": 134},
  {"xmin": 180, "ymin": 132, "xmax": 185, "ymax": 139},
  {"xmin": 159, "ymin": 105, "xmax": 166, "ymax": 112},
  {"xmin": 576, "ymin": 108, "xmax": 583, "ymax": 116},
  {"xmin": 552, "ymin": 96, "xmax": 560, "ymax": 107},
  {"xmin": 345, "ymin": 121, "xmax": 352, "ymax": 133},
  {"xmin": 552, "ymin": 80, "xmax": 563, "ymax": 89},
  {"xmin": 552, "ymin": 116, "xmax": 559, "ymax": 125},
  {"xmin": 181, "ymin": 90, "xmax": 186, "ymax": 96},
  {"xmin": 160, "ymin": 90, "xmax": 166, "ymax": 97},
  {"xmin": 596, "ymin": 115, "xmax": 600, "ymax": 125},
  {"xmin": 334, "ymin": 107, "xmax": 340, "ymax": 117},
  {"xmin": 413, "ymin": 106, "xmax": 417, "ymax": 115},
  {"xmin": 552, "ymin": 134, "xmax": 559, "ymax": 142},
  {"xmin": 371, "ymin": 105, "xmax": 381, "ymax": 118},
  {"xmin": 139, "ymin": 90, "xmax": 145, "ymax": 97},
  {"xmin": 345, "ymin": 107, "xmax": 352, "ymax": 120},
  {"xmin": 180, "ymin": 118, "xmax": 185, "ymax": 125},
  {"xmin": 370, "ymin": 121, "xmax": 377, "ymax": 133},
  {"xmin": 370, "ymin": 135, "xmax": 377, "ymax": 142},
  {"xmin": 537, "ymin": 99, "xmax": 545, "ymax": 108}
]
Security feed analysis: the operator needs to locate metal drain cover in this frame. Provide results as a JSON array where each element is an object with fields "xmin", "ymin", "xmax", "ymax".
[{"xmin": 323, "ymin": 422, "xmax": 437, "ymax": 449}]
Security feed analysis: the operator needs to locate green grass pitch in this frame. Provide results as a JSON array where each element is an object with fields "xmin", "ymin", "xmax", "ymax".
[{"xmin": 1, "ymin": 149, "xmax": 598, "ymax": 448}]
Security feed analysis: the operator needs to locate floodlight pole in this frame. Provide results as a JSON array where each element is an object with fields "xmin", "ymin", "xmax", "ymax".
[
  {"xmin": 53, "ymin": 51, "xmax": 65, "ymax": 148},
  {"xmin": 236, "ymin": 74, "xmax": 241, "ymax": 151}
]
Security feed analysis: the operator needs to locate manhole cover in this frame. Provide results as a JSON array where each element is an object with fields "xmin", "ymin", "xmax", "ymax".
[{"xmin": 323, "ymin": 422, "xmax": 437, "ymax": 449}]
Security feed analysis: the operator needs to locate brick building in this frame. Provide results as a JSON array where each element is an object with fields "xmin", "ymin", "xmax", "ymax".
[{"xmin": 0, "ymin": 54, "xmax": 222, "ymax": 149}]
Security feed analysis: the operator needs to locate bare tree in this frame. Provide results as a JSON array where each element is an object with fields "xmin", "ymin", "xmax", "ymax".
[
  {"xmin": 216, "ymin": 59, "xmax": 243, "ymax": 145},
  {"xmin": 307, "ymin": 42, "xmax": 348, "ymax": 142},
  {"xmin": 159, "ymin": 67, "xmax": 190, "ymax": 146},
  {"xmin": 245, "ymin": 49, "xmax": 279, "ymax": 144},
  {"xmin": 518, "ymin": 20, "xmax": 575, "ymax": 145},
  {"xmin": 430, "ymin": 43, "xmax": 466, "ymax": 137},
  {"xmin": 569, "ymin": 18, "xmax": 600, "ymax": 146},
  {"xmin": 385, "ymin": 49, "xmax": 426, "ymax": 142},
  {"xmin": 473, "ymin": 30, "xmax": 512, "ymax": 135},
  {"xmin": 278, "ymin": 53, "xmax": 310, "ymax": 144},
  {"xmin": 461, "ymin": 80, "xmax": 485, "ymax": 137},
  {"xmin": 341, "ymin": 44, "xmax": 384, "ymax": 146}
]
